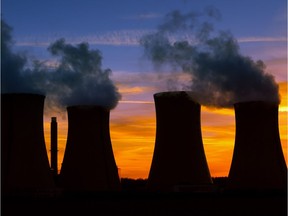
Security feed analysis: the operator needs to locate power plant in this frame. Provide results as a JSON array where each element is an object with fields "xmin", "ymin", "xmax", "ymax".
[
  {"xmin": 227, "ymin": 101, "xmax": 287, "ymax": 191},
  {"xmin": 2, "ymin": 94, "xmax": 286, "ymax": 193},
  {"xmin": 59, "ymin": 105, "xmax": 121, "ymax": 191},
  {"xmin": 1, "ymin": 93, "xmax": 54, "ymax": 194},
  {"xmin": 147, "ymin": 91, "xmax": 213, "ymax": 191}
]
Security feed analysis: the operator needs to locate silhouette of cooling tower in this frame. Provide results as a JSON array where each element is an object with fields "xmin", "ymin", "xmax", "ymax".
[
  {"xmin": 1, "ymin": 93, "xmax": 54, "ymax": 194},
  {"xmin": 147, "ymin": 91, "xmax": 212, "ymax": 191},
  {"xmin": 227, "ymin": 101, "xmax": 287, "ymax": 191},
  {"xmin": 59, "ymin": 105, "xmax": 121, "ymax": 191}
]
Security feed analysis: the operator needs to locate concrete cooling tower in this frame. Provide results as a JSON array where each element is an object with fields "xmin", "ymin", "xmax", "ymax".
[
  {"xmin": 1, "ymin": 93, "xmax": 54, "ymax": 194},
  {"xmin": 147, "ymin": 91, "xmax": 213, "ymax": 191},
  {"xmin": 227, "ymin": 101, "xmax": 287, "ymax": 191},
  {"xmin": 59, "ymin": 105, "xmax": 121, "ymax": 191}
]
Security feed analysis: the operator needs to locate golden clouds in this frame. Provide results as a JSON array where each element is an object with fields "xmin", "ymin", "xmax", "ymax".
[
  {"xmin": 110, "ymin": 104, "xmax": 156, "ymax": 178},
  {"xmin": 118, "ymin": 86, "xmax": 148, "ymax": 94}
]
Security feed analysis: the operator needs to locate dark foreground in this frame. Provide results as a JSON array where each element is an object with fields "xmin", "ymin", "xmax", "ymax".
[{"xmin": 2, "ymin": 190, "xmax": 287, "ymax": 216}]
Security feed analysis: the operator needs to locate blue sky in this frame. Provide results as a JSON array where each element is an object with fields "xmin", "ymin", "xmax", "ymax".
[
  {"xmin": 2, "ymin": 0, "xmax": 287, "ymax": 77},
  {"xmin": 3, "ymin": 0, "xmax": 286, "ymax": 35}
]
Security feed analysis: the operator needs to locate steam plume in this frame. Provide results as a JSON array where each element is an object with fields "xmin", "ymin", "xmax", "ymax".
[
  {"xmin": 1, "ymin": 20, "xmax": 121, "ymax": 110},
  {"xmin": 46, "ymin": 39, "xmax": 121, "ymax": 109},
  {"xmin": 140, "ymin": 8, "xmax": 280, "ymax": 107},
  {"xmin": 1, "ymin": 20, "xmax": 46, "ymax": 94}
]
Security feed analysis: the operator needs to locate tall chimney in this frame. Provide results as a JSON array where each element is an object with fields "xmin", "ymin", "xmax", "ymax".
[
  {"xmin": 227, "ymin": 101, "xmax": 287, "ymax": 191},
  {"xmin": 1, "ymin": 93, "xmax": 54, "ymax": 194},
  {"xmin": 50, "ymin": 117, "xmax": 58, "ymax": 177},
  {"xmin": 59, "ymin": 105, "xmax": 121, "ymax": 191},
  {"xmin": 147, "ymin": 91, "xmax": 212, "ymax": 191}
]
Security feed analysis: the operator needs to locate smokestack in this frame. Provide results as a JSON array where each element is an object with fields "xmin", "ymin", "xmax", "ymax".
[
  {"xmin": 147, "ymin": 91, "xmax": 213, "ymax": 191},
  {"xmin": 1, "ymin": 93, "xmax": 54, "ymax": 194},
  {"xmin": 227, "ymin": 101, "xmax": 287, "ymax": 191},
  {"xmin": 50, "ymin": 117, "xmax": 58, "ymax": 177},
  {"xmin": 59, "ymin": 105, "xmax": 121, "ymax": 191}
]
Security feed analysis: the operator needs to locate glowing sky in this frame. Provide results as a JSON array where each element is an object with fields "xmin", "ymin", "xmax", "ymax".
[{"xmin": 2, "ymin": 0, "xmax": 287, "ymax": 179}]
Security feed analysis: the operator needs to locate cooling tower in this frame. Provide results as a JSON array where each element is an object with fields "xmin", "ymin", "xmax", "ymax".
[
  {"xmin": 227, "ymin": 101, "xmax": 287, "ymax": 191},
  {"xmin": 1, "ymin": 93, "xmax": 54, "ymax": 194},
  {"xmin": 147, "ymin": 91, "xmax": 212, "ymax": 191},
  {"xmin": 59, "ymin": 105, "xmax": 121, "ymax": 191}
]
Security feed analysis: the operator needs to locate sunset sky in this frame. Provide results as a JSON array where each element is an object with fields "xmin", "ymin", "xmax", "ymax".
[{"xmin": 2, "ymin": 0, "xmax": 287, "ymax": 179}]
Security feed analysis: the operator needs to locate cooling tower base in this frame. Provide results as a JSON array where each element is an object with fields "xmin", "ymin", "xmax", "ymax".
[
  {"xmin": 1, "ymin": 93, "xmax": 55, "ymax": 195},
  {"xmin": 59, "ymin": 105, "xmax": 121, "ymax": 191},
  {"xmin": 147, "ymin": 91, "xmax": 213, "ymax": 191},
  {"xmin": 227, "ymin": 101, "xmax": 287, "ymax": 191}
]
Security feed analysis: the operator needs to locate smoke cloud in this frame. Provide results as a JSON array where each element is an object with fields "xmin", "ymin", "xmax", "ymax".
[
  {"xmin": 46, "ymin": 38, "xmax": 121, "ymax": 109},
  {"xmin": 1, "ymin": 20, "xmax": 46, "ymax": 94},
  {"xmin": 140, "ymin": 7, "xmax": 280, "ymax": 107},
  {"xmin": 1, "ymin": 20, "xmax": 121, "ymax": 110}
]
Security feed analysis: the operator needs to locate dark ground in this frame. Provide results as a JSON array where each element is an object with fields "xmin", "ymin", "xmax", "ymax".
[{"xmin": 2, "ymin": 178, "xmax": 287, "ymax": 216}]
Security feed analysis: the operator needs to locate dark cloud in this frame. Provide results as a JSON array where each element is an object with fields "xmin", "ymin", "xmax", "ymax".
[
  {"xmin": 1, "ymin": 20, "xmax": 121, "ymax": 110},
  {"xmin": 140, "ymin": 8, "xmax": 280, "ymax": 107},
  {"xmin": 1, "ymin": 20, "xmax": 44, "ymax": 94},
  {"xmin": 46, "ymin": 38, "xmax": 121, "ymax": 109}
]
